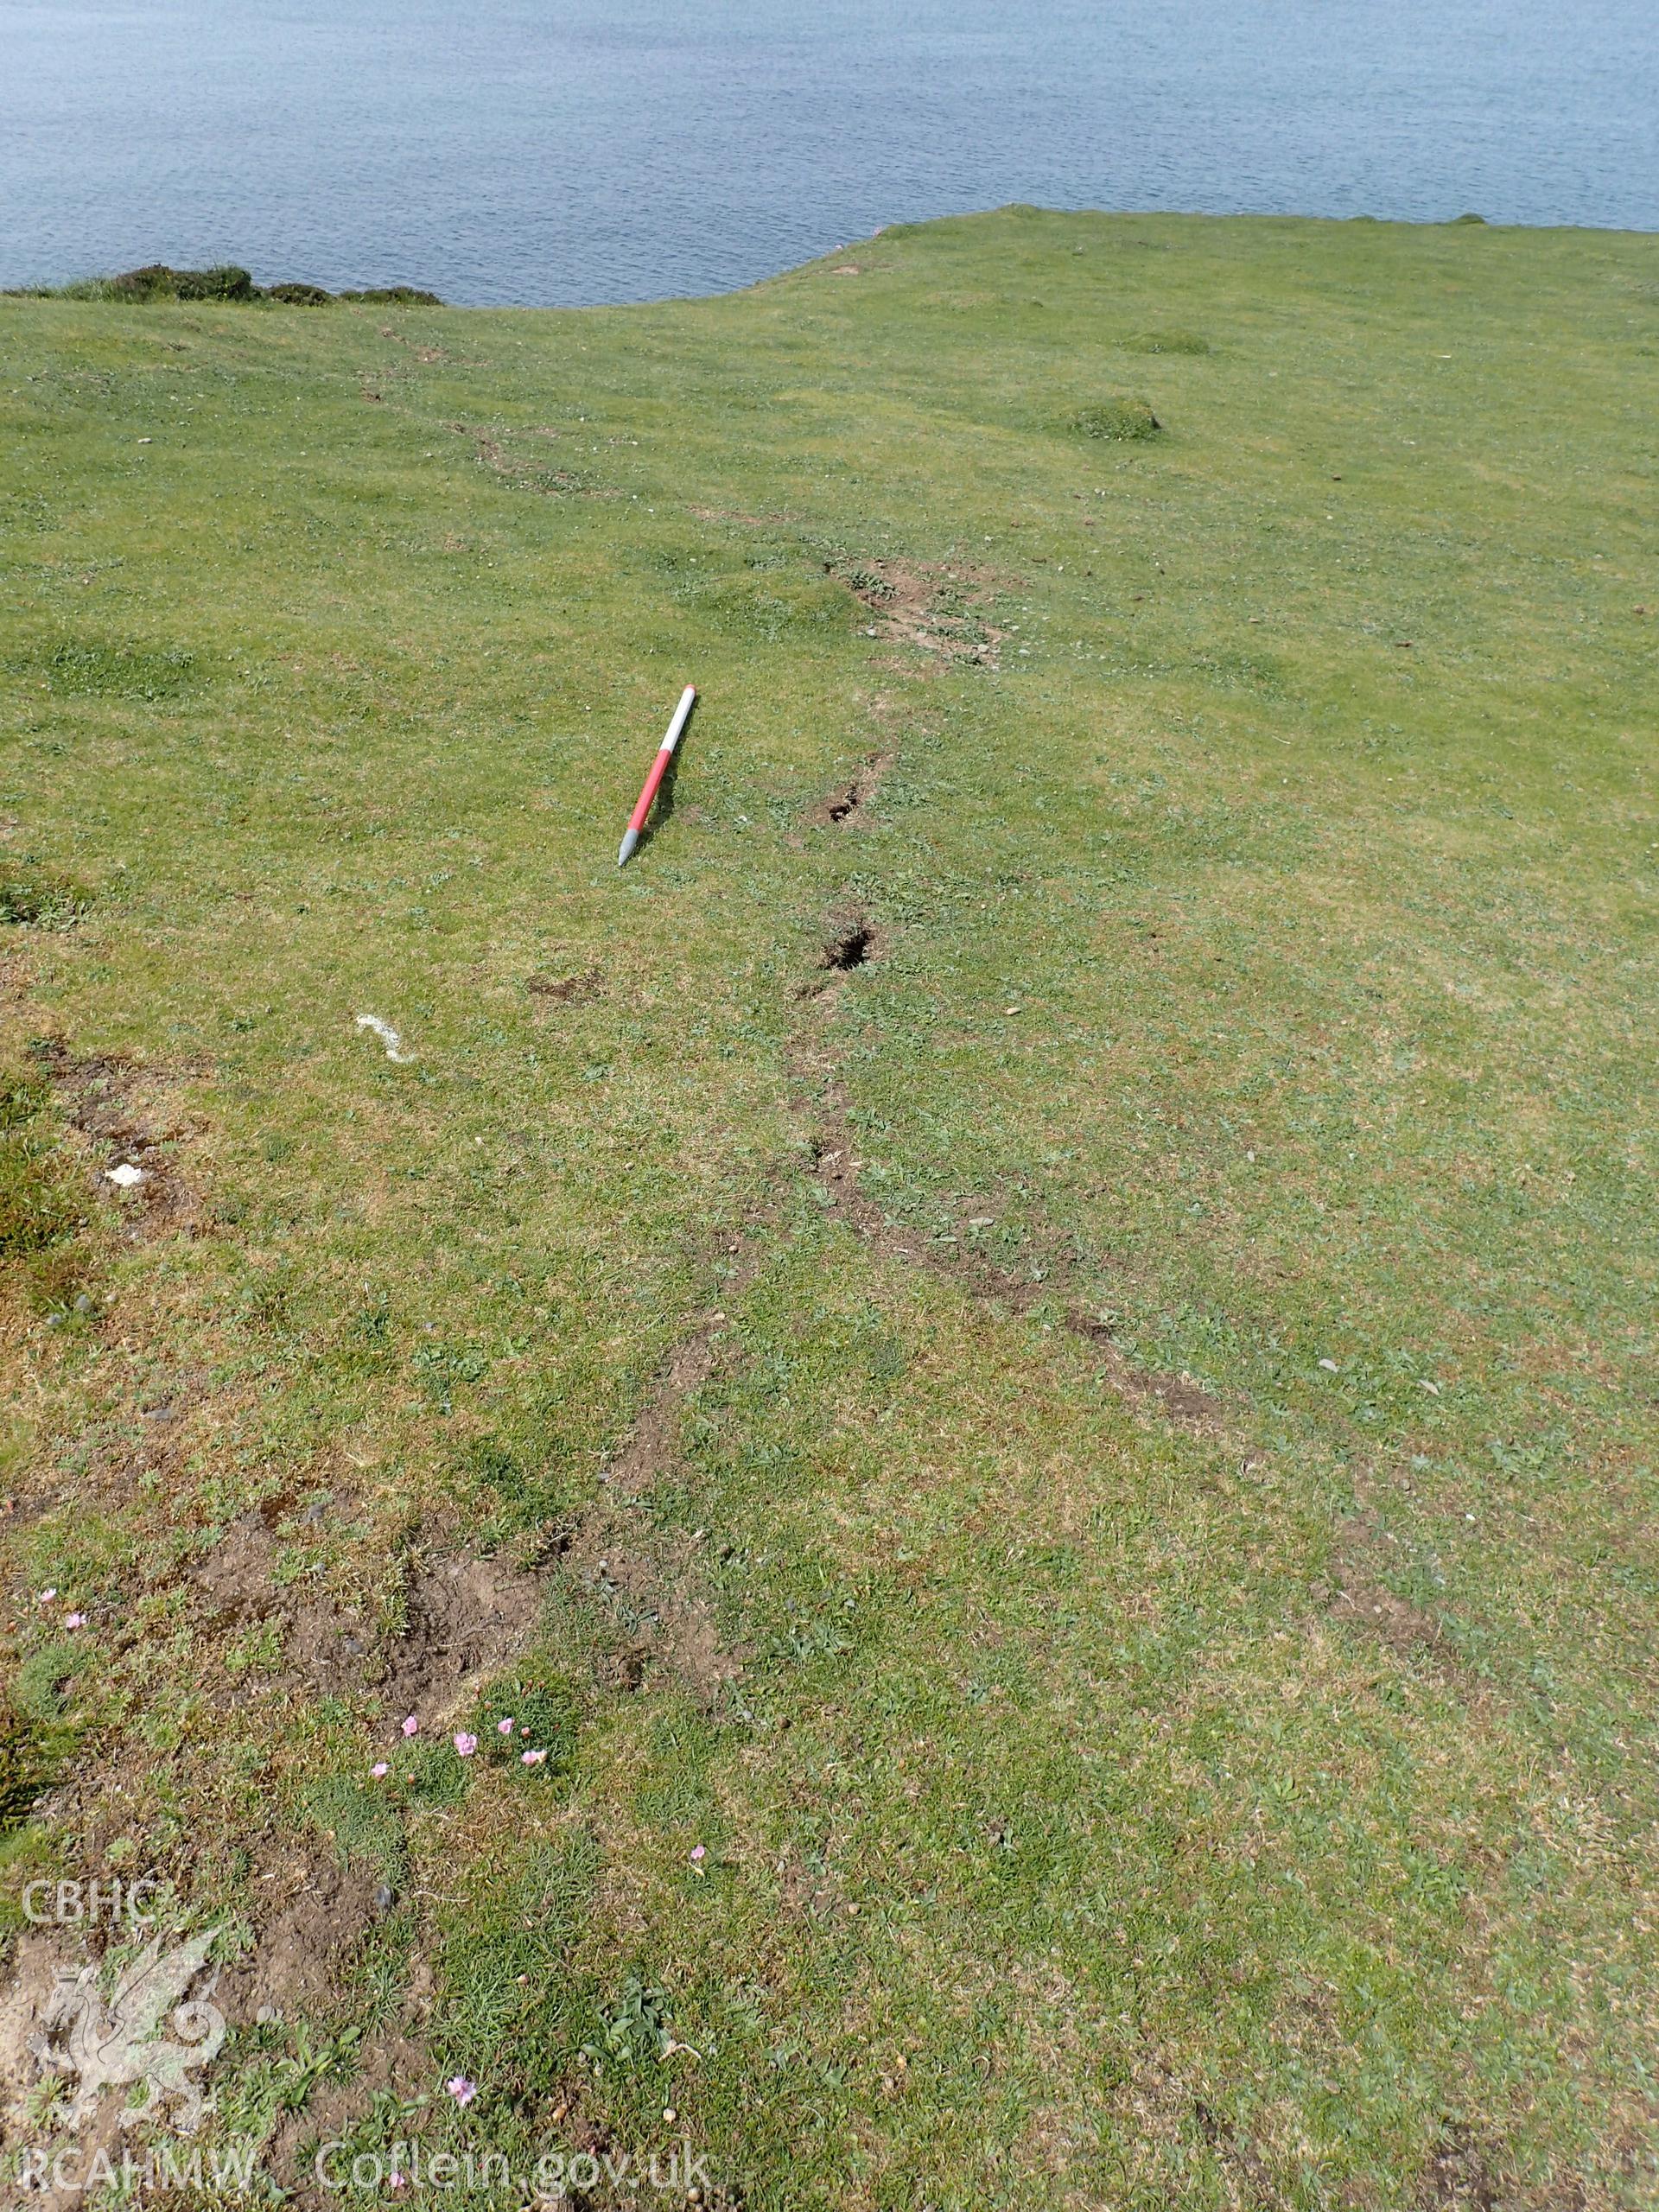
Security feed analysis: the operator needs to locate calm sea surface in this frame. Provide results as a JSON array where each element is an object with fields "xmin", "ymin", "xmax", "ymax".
[{"xmin": 2, "ymin": 0, "xmax": 1655, "ymax": 304}]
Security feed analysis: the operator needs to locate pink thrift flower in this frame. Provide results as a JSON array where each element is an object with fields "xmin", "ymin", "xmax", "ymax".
[
  {"xmin": 371, "ymin": 1762, "xmax": 390, "ymax": 1778},
  {"xmin": 38, "ymin": 1589, "xmax": 56, "ymax": 1605},
  {"xmin": 519, "ymin": 1748, "xmax": 546, "ymax": 1767},
  {"xmin": 690, "ymin": 1844, "xmax": 706, "ymax": 1862},
  {"xmin": 454, "ymin": 1732, "xmax": 479, "ymax": 1758},
  {"xmin": 496, "ymin": 1718, "xmax": 515, "ymax": 1735},
  {"xmin": 445, "ymin": 2075, "xmax": 476, "ymax": 2107},
  {"xmin": 400, "ymin": 1714, "xmax": 419, "ymax": 1738},
  {"xmin": 63, "ymin": 1613, "xmax": 86, "ymax": 1630}
]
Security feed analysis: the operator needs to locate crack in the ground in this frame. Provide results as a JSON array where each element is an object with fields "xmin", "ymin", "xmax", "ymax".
[
  {"xmin": 448, "ymin": 419, "xmax": 619, "ymax": 499},
  {"xmin": 819, "ymin": 915, "xmax": 875, "ymax": 972},
  {"xmin": 566, "ymin": 1243, "xmax": 763, "ymax": 1704},
  {"xmin": 804, "ymin": 751, "xmax": 890, "ymax": 830},
  {"xmin": 1319, "ymin": 1504, "xmax": 1473, "ymax": 1690},
  {"xmin": 565, "ymin": 769, "xmax": 1236, "ymax": 1714},
  {"xmin": 1193, "ymin": 2096, "xmax": 1294, "ymax": 2211},
  {"xmin": 789, "ymin": 910, "xmax": 1225, "ymax": 1433}
]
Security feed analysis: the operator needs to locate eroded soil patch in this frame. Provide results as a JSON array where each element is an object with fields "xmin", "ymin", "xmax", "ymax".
[
  {"xmin": 1060, "ymin": 1311, "xmax": 1226, "ymax": 1427},
  {"xmin": 0, "ymin": 1931, "xmax": 65, "ymax": 2127},
  {"xmin": 35, "ymin": 1039, "xmax": 201, "ymax": 1238},
  {"xmin": 1326, "ymin": 1511, "xmax": 1468, "ymax": 1686},
  {"xmin": 450, "ymin": 422, "xmax": 616, "ymax": 499},
  {"xmin": 0, "ymin": 1932, "xmax": 139, "ymax": 2209},
  {"xmin": 569, "ymin": 1513, "xmax": 743, "ymax": 1705},
  {"xmin": 601, "ymin": 1334, "xmax": 721, "ymax": 1499},
  {"xmin": 1415, "ymin": 2123, "xmax": 1503, "ymax": 2212},
  {"xmin": 804, "ymin": 751, "xmax": 890, "ymax": 830},
  {"xmin": 0, "ymin": 1847, "xmax": 429, "ymax": 2207},
  {"xmin": 376, "ymin": 1553, "xmax": 545, "ymax": 1728},
  {"xmin": 564, "ymin": 1286, "xmax": 760, "ymax": 1704},
  {"xmin": 264, "ymin": 2024, "xmax": 435, "ymax": 2204},
  {"xmin": 216, "ymin": 1847, "xmax": 385, "ymax": 2025},
  {"xmin": 187, "ymin": 1525, "xmax": 546, "ymax": 1725},
  {"xmin": 833, "ymin": 559, "xmax": 1005, "ymax": 666},
  {"xmin": 1193, "ymin": 2096, "xmax": 1292, "ymax": 2209},
  {"xmin": 526, "ymin": 966, "xmax": 605, "ymax": 1006},
  {"xmin": 187, "ymin": 1510, "xmax": 377, "ymax": 1706}
]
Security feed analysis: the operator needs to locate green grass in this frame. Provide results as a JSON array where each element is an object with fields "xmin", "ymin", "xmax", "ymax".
[{"xmin": 1, "ymin": 206, "xmax": 1656, "ymax": 2207}]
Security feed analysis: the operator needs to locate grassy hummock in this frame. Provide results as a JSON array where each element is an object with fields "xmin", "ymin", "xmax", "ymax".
[
  {"xmin": 1, "ymin": 207, "xmax": 1656, "ymax": 2207},
  {"xmin": 1068, "ymin": 393, "xmax": 1164, "ymax": 437}
]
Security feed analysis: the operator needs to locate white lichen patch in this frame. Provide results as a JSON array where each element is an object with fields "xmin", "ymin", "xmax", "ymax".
[{"xmin": 355, "ymin": 1014, "xmax": 414, "ymax": 1064}]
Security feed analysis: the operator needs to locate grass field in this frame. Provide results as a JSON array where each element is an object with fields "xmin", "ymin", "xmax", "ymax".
[{"xmin": 1, "ymin": 207, "xmax": 1656, "ymax": 2209}]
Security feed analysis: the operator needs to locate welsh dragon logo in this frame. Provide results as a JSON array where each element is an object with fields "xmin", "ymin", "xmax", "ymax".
[{"xmin": 27, "ymin": 1926, "xmax": 226, "ymax": 2134}]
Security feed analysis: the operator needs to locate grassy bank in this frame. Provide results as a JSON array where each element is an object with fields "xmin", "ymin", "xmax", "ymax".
[{"xmin": 1, "ymin": 207, "xmax": 1656, "ymax": 2208}]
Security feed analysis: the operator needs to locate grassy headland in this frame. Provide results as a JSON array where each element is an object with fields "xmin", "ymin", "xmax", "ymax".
[{"xmin": 1, "ymin": 207, "xmax": 1656, "ymax": 2207}]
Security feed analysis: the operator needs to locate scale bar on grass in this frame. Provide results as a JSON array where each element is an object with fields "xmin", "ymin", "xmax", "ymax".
[{"xmin": 618, "ymin": 684, "xmax": 696, "ymax": 868}]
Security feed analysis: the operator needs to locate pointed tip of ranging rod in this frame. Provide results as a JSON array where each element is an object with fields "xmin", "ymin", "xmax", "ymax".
[{"xmin": 617, "ymin": 827, "xmax": 639, "ymax": 869}]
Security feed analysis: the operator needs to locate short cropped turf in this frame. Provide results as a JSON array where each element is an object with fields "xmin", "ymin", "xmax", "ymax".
[{"xmin": 1, "ymin": 207, "xmax": 1656, "ymax": 2208}]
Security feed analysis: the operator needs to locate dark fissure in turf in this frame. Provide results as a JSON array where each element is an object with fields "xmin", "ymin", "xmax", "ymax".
[
  {"xmin": 804, "ymin": 751, "xmax": 889, "ymax": 831},
  {"xmin": 791, "ymin": 880, "xmax": 1224, "ymax": 1432},
  {"xmin": 820, "ymin": 918, "xmax": 874, "ymax": 971}
]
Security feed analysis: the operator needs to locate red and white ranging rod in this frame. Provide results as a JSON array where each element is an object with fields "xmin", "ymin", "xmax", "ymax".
[{"xmin": 617, "ymin": 684, "xmax": 696, "ymax": 868}]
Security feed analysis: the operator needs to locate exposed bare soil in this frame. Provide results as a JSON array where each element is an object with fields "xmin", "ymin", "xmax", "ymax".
[
  {"xmin": 804, "ymin": 752, "xmax": 889, "ymax": 830},
  {"xmin": 36, "ymin": 1039, "xmax": 203, "ymax": 1239},
  {"xmin": 832, "ymin": 558, "xmax": 1006, "ymax": 666}
]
